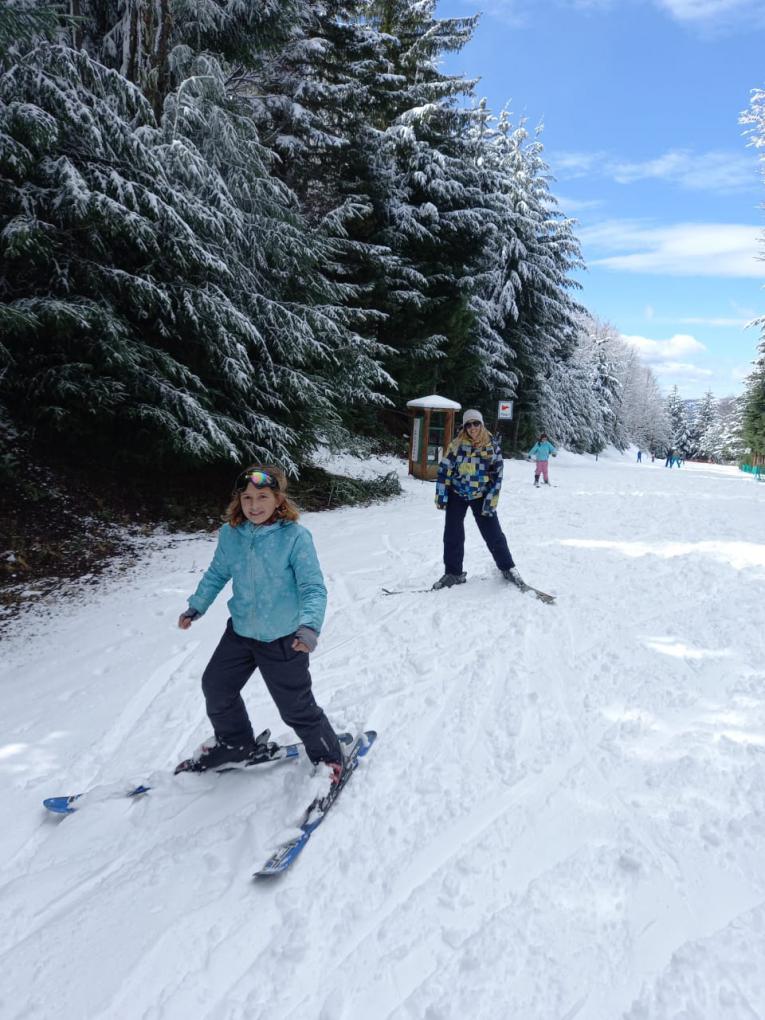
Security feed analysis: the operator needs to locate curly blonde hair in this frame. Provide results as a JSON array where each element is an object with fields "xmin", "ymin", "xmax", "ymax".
[
  {"xmin": 225, "ymin": 464, "xmax": 300, "ymax": 527},
  {"xmin": 455, "ymin": 424, "xmax": 493, "ymax": 449}
]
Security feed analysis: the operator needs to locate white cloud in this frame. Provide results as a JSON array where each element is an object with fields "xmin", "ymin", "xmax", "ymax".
[
  {"xmin": 621, "ymin": 333, "xmax": 713, "ymax": 381},
  {"xmin": 553, "ymin": 194, "xmax": 604, "ymax": 212},
  {"xmin": 481, "ymin": 0, "xmax": 765, "ymax": 28},
  {"xmin": 580, "ymin": 220, "xmax": 765, "ymax": 277},
  {"xmin": 657, "ymin": 362, "xmax": 714, "ymax": 378},
  {"xmin": 622, "ymin": 332, "xmax": 707, "ymax": 360},
  {"xmin": 731, "ymin": 364, "xmax": 753, "ymax": 381},
  {"xmin": 555, "ymin": 147, "xmax": 758, "ymax": 193},
  {"xmin": 656, "ymin": 0, "xmax": 764, "ymax": 25},
  {"xmin": 554, "ymin": 151, "xmax": 606, "ymax": 177},
  {"xmin": 673, "ymin": 316, "xmax": 750, "ymax": 327},
  {"xmin": 730, "ymin": 300, "xmax": 760, "ymax": 318}
]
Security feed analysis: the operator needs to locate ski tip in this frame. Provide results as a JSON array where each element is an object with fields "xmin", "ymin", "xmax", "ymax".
[
  {"xmin": 253, "ymin": 863, "xmax": 286, "ymax": 879},
  {"xmin": 43, "ymin": 796, "xmax": 79, "ymax": 815},
  {"xmin": 338, "ymin": 729, "xmax": 377, "ymax": 753}
]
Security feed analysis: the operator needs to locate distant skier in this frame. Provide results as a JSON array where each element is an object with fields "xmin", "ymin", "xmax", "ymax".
[
  {"xmin": 665, "ymin": 448, "xmax": 674, "ymax": 468},
  {"xmin": 177, "ymin": 466, "xmax": 344, "ymax": 782},
  {"xmin": 527, "ymin": 433, "xmax": 558, "ymax": 486},
  {"xmin": 433, "ymin": 409, "xmax": 531, "ymax": 594},
  {"xmin": 637, "ymin": 449, "xmax": 642, "ymax": 463}
]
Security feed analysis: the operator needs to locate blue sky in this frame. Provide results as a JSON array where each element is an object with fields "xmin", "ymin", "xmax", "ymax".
[{"xmin": 439, "ymin": 0, "xmax": 765, "ymax": 398}]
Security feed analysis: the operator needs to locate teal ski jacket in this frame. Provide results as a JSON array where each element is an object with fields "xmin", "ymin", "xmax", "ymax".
[
  {"xmin": 528, "ymin": 440, "xmax": 557, "ymax": 462},
  {"xmin": 187, "ymin": 520, "xmax": 327, "ymax": 641}
]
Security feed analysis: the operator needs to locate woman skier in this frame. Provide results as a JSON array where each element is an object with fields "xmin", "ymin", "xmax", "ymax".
[{"xmin": 433, "ymin": 409, "xmax": 530, "ymax": 594}]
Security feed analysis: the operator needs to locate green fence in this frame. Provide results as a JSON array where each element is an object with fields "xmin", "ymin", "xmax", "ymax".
[{"xmin": 740, "ymin": 463, "xmax": 763, "ymax": 481}]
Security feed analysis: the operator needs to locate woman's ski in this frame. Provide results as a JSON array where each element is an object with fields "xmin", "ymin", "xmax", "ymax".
[{"xmin": 382, "ymin": 582, "xmax": 555, "ymax": 604}]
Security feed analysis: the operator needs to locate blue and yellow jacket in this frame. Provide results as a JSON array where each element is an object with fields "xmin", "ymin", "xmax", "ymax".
[
  {"xmin": 187, "ymin": 520, "xmax": 326, "ymax": 642},
  {"xmin": 435, "ymin": 436, "xmax": 504, "ymax": 516}
]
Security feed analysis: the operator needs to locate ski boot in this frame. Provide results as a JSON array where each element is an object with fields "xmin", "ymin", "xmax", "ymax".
[
  {"xmin": 175, "ymin": 728, "xmax": 276, "ymax": 774},
  {"xmin": 432, "ymin": 571, "xmax": 467, "ymax": 590},
  {"xmin": 503, "ymin": 567, "xmax": 531, "ymax": 593}
]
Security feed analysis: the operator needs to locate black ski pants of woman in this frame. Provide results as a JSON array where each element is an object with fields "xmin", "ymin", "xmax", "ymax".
[
  {"xmin": 443, "ymin": 495, "xmax": 515, "ymax": 575},
  {"xmin": 201, "ymin": 619, "xmax": 341, "ymax": 764}
]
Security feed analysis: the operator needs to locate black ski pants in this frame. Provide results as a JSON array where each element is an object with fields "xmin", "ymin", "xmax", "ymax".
[
  {"xmin": 443, "ymin": 495, "xmax": 515, "ymax": 575},
  {"xmin": 201, "ymin": 620, "xmax": 342, "ymax": 765}
]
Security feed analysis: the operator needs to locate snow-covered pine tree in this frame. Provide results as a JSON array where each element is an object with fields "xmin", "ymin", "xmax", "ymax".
[
  {"xmin": 256, "ymin": 0, "xmax": 492, "ymax": 402},
  {"xmin": 693, "ymin": 389, "xmax": 717, "ymax": 460},
  {"xmin": 625, "ymin": 361, "xmax": 670, "ymax": 454},
  {"xmin": 535, "ymin": 357, "xmax": 604, "ymax": 454},
  {"xmin": 717, "ymin": 394, "xmax": 748, "ymax": 462},
  {"xmin": 665, "ymin": 385, "xmax": 693, "ymax": 455},
  {"xmin": 0, "ymin": 43, "xmax": 385, "ymax": 469},
  {"xmin": 0, "ymin": 5, "xmax": 65, "ymax": 53},
  {"xmin": 72, "ymin": 0, "xmax": 296, "ymax": 118},
  {"xmin": 741, "ymin": 88, "xmax": 765, "ymax": 462},
  {"xmin": 357, "ymin": 1, "xmax": 490, "ymax": 400},
  {"xmin": 467, "ymin": 107, "xmax": 584, "ymax": 440},
  {"xmin": 162, "ymin": 50, "xmax": 393, "ymax": 446},
  {"xmin": 741, "ymin": 350, "xmax": 765, "ymax": 460}
]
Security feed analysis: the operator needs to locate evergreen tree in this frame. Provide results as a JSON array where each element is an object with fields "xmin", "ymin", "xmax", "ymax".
[
  {"xmin": 717, "ymin": 394, "xmax": 748, "ymax": 462},
  {"xmin": 694, "ymin": 389, "xmax": 717, "ymax": 459},
  {"xmin": 665, "ymin": 386, "xmax": 693, "ymax": 455},
  {"xmin": 470, "ymin": 107, "xmax": 584, "ymax": 426},
  {"xmin": 0, "ymin": 5, "xmax": 66, "ymax": 55},
  {"xmin": 742, "ymin": 348, "xmax": 765, "ymax": 459},
  {"xmin": 741, "ymin": 91, "xmax": 765, "ymax": 462},
  {"xmin": 0, "ymin": 43, "xmax": 387, "ymax": 470}
]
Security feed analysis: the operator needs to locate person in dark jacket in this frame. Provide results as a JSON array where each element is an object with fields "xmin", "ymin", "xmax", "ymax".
[{"xmin": 433, "ymin": 409, "xmax": 530, "ymax": 593}]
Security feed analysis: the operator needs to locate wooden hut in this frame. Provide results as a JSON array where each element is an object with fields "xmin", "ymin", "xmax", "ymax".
[{"xmin": 406, "ymin": 395, "xmax": 461, "ymax": 480}]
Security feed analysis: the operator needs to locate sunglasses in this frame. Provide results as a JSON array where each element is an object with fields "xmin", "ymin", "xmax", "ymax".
[
  {"xmin": 464, "ymin": 420, "xmax": 482, "ymax": 429},
  {"xmin": 235, "ymin": 470, "xmax": 278, "ymax": 492}
]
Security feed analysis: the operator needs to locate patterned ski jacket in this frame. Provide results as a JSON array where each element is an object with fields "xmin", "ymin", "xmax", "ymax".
[
  {"xmin": 435, "ymin": 436, "xmax": 504, "ymax": 516},
  {"xmin": 187, "ymin": 520, "xmax": 327, "ymax": 642},
  {"xmin": 528, "ymin": 440, "xmax": 557, "ymax": 462}
]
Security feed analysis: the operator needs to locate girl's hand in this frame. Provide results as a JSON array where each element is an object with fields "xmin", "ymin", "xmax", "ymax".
[
  {"xmin": 178, "ymin": 614, "xmax": 193, "ymax": 630},
  {"xmin": 292, "ymin": 625, "xmax": 318, "ymax": 653}
]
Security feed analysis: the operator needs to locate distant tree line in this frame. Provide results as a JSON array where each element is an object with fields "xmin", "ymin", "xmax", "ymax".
[{"xmin": 661, "ymin": 386, "xmax": 746, "ymax": 463}]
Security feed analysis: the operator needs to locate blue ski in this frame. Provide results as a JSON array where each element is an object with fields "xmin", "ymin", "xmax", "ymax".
[
  {"xmin": 254, "ymin": 730, "xmax": 377, "ymax": 878},
  {"xmin": 43, "ymin": 785, "xmax": 153, "ymax": 815},
  {"xmin": 43, "ymin": 738, "xmax": 302, "ymax": 815}
]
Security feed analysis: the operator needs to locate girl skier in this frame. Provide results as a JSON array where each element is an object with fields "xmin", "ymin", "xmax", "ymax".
[
  {"xmin": 177, "ymin": 466, "xmax": 344, "ymax": 779},
  {"xmin": 527, "ymin": 433, "xmax": 557, "ymax": 486},
  {"xmin": 433, "ymin": 409, "xmax": 531, "ymax": 593}
]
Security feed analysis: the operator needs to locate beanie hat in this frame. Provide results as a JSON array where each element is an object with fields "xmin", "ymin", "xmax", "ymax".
[{"xmin": 462, "ymin": 409, "xmax": 483, "ymax": 426}]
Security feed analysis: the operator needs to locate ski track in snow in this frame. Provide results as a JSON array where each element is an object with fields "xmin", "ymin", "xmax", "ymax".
[{"xmin": 1, "ymin": 452, "xmax": 764, "ymax": 1019}]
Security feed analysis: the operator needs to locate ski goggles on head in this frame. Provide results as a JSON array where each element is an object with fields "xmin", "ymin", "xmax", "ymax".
[{"xmin": 235, "ymin": 470, "xmax": 278, "ymax": 492}]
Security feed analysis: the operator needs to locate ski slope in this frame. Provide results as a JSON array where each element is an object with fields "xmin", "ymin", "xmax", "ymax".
[{"xmin": 2, "ymin": 450, "xmax": 764, "ymax": 1020}]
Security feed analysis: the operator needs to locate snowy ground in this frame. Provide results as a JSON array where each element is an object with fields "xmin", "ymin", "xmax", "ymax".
[{"xmin": 2, "ymin": 449, "xmax": 764, "ymax": 1020}]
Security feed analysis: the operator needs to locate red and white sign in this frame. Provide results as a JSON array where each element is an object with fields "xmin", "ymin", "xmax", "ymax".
[{"xmin": 497, "ymin": 400, "xmax": 514, "ymax": 420}]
